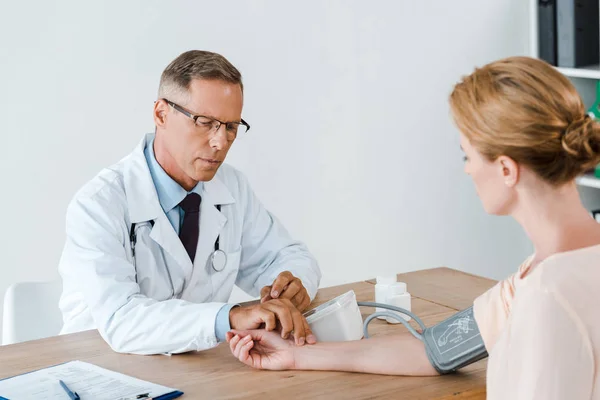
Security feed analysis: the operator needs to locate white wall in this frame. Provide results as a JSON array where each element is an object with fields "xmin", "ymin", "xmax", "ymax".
[{"xmin": 0, "ymin": 0, "xmax": 532, "ymax": 337}]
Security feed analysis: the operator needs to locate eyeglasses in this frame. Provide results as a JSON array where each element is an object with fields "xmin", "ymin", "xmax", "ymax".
[{"xmin": 162, "ymin": 98, "xmax": 250, "ymax": 141}]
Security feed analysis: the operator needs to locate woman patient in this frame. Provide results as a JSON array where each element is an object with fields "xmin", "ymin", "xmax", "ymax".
[{"xmin": 227, "ymin": 56, "xmax": 600, "ymax": 399}]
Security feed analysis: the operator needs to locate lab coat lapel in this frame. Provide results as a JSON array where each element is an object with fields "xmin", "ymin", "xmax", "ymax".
[
  {"xmin": 150, "ymin": 213, "xmax": 194, "ymax": 283},
  {"xmin": 123, "ymin": 133, "xmax": 193, "ymax": 284}
]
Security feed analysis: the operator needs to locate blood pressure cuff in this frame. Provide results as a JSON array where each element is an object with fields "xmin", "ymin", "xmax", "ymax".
[{"xmin": 422, "ymin": 306, "xmax": 488, "ymax": 374}]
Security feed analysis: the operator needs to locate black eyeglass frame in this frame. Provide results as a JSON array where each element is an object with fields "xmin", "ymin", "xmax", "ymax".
[{"xmin": 161, "ymin": 98, "xmax": 250, "ymax": 136}]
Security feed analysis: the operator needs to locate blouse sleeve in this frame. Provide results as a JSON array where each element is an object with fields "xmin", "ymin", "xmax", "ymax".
[{"xmin": 473, "ymin": 271, "xmax": 518, "ymax": 351}]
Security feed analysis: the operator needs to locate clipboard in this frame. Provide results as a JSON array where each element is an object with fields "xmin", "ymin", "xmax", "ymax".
[{"xmin": 0, "ymin": 360, "xmax": 183, "ymax": 400}]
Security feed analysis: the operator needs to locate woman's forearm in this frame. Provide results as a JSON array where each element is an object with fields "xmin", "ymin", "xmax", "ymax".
[{"xmin": 293, "ymin": 332, "xmax": 438, "ymax": 376}]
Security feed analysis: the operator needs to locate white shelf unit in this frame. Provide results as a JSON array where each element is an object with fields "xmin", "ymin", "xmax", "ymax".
[
  {"xmin": 530, "ymin": 0, "xmax": 600, "ymax": 191},
  {"xmin": 556, "ymin": 65, "xmax": 600, "ymax": 80},
  {"xmin": 577, "ymin": 174, "xmax": 600, "ymax": 189}
]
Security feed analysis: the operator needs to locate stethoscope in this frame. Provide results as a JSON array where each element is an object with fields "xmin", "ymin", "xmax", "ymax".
[{"xmin": 129, "ymin": 205, "xmax": 227, "ymax": 273}]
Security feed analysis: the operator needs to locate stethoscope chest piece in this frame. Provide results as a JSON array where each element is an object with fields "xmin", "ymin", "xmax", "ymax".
[{"xmin": 210, "ymin": 249, "xmax": 227, "ymax": 272}]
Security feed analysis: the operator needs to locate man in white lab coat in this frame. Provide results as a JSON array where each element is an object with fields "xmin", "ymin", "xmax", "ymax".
[{"xmin": 58, "ymin": 50, "xmax": 322, "ymax": 355}]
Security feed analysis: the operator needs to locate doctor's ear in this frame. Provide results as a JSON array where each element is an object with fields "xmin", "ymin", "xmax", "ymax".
[
  {"xmin": 497, "ymin": 155, "xmax": 519, "ymax": 187},
  {"xmin": 153, "ymin": 99, "xmax": 169, "ymax": 127}
]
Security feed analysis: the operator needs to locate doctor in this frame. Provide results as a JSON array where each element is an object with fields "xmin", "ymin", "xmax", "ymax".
[{"xmin": 58, "ymin": 50, "xmax": 322, "ymax": 355}]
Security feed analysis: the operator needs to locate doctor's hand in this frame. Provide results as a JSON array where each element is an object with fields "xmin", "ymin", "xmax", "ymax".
[
  {"xmin": 227, "ymin": 329, "xmax": 297, "ymax": 371},
  {"xmin": 260, "ymin": 271, "xmax": 311, "ymax": 312},
  {"xmin": 228, "ymin": 299, "xmax": 316, "ymax": 346}
]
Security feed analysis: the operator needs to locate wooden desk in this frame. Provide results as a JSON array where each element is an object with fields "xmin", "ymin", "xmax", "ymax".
[
  {"xmin": 366, "ymin": 267, "xmax": 497, "ymax": 311},
  {"xmin": 0, "ymin": 268, "xmax": 496, "ymax": 399}
]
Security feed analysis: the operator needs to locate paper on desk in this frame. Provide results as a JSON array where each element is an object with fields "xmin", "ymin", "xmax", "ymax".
[{"xmin": 0, "ymin": 360, "xmax": 176, "ymax": 400}]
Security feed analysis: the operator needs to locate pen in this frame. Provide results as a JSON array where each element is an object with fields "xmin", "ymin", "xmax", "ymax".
[
  {"xmin": 59, "ymin": 380, "xmax": 81, "ymax": 400},
  {"xmin": 120, "ymin": 395, "xmax": 153, "ymax": 400}
]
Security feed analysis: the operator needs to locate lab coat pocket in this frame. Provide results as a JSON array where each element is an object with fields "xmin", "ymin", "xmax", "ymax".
[{"xmin": 135, "ymin": 240, "xmax": 175, "ymax": 301}]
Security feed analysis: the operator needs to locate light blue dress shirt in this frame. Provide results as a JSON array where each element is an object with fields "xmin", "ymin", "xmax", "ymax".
[{"xmin": 144, "ymin": 138, "xmax": 235, "ymax": 342}]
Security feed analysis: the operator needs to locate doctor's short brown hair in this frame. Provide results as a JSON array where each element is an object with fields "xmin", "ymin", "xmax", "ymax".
[{"xmin": 158, "ymin": 50, "xmax": 243, "ymax": 102}]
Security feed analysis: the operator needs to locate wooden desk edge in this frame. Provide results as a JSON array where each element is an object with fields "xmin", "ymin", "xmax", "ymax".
[{"xmin": 364, "ymin": 266, "xmax": 497, "ymax": 285}]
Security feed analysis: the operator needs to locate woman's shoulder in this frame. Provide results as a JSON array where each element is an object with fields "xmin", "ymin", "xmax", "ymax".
[
  {"xmin": 525, "ymin": 244, "xmax": 600, "ymax": 293},
  {"xmin": 518, "ymin": 245, "xmax": 600, "ymax": 338}
]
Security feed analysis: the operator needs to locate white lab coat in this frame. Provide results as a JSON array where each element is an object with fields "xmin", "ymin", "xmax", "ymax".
[{"xmin": 58, "ymin": 133, "xmax": 321, "ymax": 355}]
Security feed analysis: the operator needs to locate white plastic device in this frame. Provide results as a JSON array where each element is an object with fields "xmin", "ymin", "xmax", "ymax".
[
  {"xmin": 385, "ymin": 282, "xmax": 412, "ymax": 323},
  {"xmin": 375, "ymin": 276, "xmax": 397, "ymax": 319},
  {"xmin": 303, "ymin": 290, "xmax": 364, "ymax": 342}
]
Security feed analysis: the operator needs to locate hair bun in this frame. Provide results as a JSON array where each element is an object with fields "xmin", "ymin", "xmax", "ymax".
[{"xmin": 562, "ymin": 114, "xmax": 600, "ymax": 171}]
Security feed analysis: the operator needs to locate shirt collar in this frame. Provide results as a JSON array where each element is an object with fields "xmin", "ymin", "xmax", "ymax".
[{"xmin": 144, "ymin": 137, "xmax": 203, "ymax": 214}]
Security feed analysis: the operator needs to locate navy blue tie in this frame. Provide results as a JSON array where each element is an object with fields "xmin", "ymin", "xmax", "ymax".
[{"xmin": 179, "ymin": 193, "xmax": 201, "ymax": 263}]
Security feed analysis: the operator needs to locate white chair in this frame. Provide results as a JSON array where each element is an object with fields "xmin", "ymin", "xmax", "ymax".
[{"xmin": 2, "ymin": 281, "xmax": 63, "ymax": 345}]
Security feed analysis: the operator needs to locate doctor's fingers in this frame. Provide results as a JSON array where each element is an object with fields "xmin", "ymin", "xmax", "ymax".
[
  {"xmin": 278, "ymin": 279, "xmax": 303, "ymax": 301},
  {"xmin": 262, "ymin": 300, "xmax": 308, "ymax": 345},
  {"xmin": 290, "ymin": 305, "xmax": 314, "ymax": 346},
  {"xmin": 270, "ymin": 272, "xmax": 295, "ymax": 298},
  {"xmin": 260, "ymin": 286, "xmax": 273, "ymax": 303},
  {"xmin": 260, "ymin": 301, "xmax": 296, "ymax": 339},
  {"xmin": 291, "ymin": 290, "xmax": 311, "ymax": 312},
  {"xmin": 253, "ymin": 307, "xmax": 278, "ymax": 332},
  {"xmin": 266, "ymin": 297, "xmax": 314, "ymax": 344}
]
